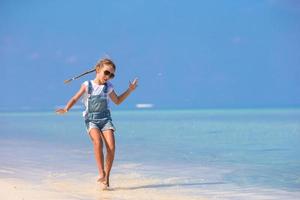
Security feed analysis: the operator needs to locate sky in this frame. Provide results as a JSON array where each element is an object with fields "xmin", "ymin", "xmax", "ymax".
[{"xmin": 0, "ymin": 0, "xmax": 300, "ymax": 110}]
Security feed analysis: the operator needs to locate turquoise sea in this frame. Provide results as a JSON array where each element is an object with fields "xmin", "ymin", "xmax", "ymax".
[{"xmin": 0, "ymin": 109, "xmax": 300, "ymax": 199}]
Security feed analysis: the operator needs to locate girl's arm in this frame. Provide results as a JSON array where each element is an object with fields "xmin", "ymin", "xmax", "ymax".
[
  {"xmin": 109, "ymin": 78, "xmax": 138, "ymax": 105},
  {"xmin": 56, "ymin": 84, "xmax": 86, "ymax": 114}
]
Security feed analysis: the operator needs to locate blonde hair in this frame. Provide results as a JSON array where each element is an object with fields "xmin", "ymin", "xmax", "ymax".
[
  {"xmin": 64, "ymin": 58, "xmax": 116, "ymax": 84},
  {"xmin": 95, "ymin": 58, "xmax": 116, "ymax": 70}
]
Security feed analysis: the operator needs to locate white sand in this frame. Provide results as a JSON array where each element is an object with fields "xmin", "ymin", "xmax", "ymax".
[
  {"xmin": 2, "ymin": 169, "xmax": 300, "ymax": 200},
  {"xmin": 0, "ymin": 173, "xmax": 207, "ymax": 200}
]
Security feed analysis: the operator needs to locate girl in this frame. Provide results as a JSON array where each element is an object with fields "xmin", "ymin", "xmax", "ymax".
[{"xmin": 56, "ymin": 58, "xmax": 138, "ymax": 190}]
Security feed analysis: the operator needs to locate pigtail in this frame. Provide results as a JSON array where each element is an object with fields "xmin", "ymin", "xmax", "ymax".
[
  {"xmin": 64, "ymin": 67, "xmax": 96, "ymax": 84},
  {"xmin": 63, "ymin": 57, "xmax": 115, "ymax": 84}
]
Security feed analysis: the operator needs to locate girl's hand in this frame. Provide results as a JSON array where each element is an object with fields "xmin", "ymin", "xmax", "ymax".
[
  {"xmin": 129, "ymin": 78, "xmax": 138, "ymax": 92},
  {"xmin": 56, "ymin": 108, "xmax": 68, "ymax": 114}
]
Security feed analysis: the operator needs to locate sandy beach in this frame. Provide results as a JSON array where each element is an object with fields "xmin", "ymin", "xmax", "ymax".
[
  {"xmin": 0, "ymin": 172, "xmax": 207, "ymax": 200},
  {"xmin": 1, "ymin": 110, "xmax": 300, "ymax": 200},
  {"xmin": 2, "ymin": 170, "xmax": 299, "ymax": 200}
]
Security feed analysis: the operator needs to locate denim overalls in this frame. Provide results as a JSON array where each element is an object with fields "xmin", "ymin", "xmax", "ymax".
[{"xmin": 84, "ymin": 81, "xmax": 115, "ymax": 133}]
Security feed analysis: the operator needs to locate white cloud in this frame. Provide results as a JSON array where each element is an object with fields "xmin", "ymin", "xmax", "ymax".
[
  {"xmin": 157, "ymin": 72, "xmax": 163, "ymax": 76},
  {"xmin": 1, "ymin": 35, "xmax": 13, "ymax": 45},
  {"xmin": 65, "ymin": 55, "xmax": 78, "ymax": 64},
  {"xmin": 232, "ymin": 36, "xmax": 241, "ymax": 44},
  {"xmin": 0, "ymin": 35, "xmax": 14, "ymax": 52},
  {"xmin": 55, "ymin": 50, "xmax": 63, "ymax": 57},
  {"xmin": 29, "ymin": 52, "xmax": 40, "ymax": 60},
  {"xmin": 266, "ymin": 0, "xmax": 300, "ymax": 11}
]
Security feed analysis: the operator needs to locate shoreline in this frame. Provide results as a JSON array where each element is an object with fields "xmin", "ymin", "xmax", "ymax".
[{"xmin": 0, "ymin": 106, "xmax": 300, "ymax": 114}]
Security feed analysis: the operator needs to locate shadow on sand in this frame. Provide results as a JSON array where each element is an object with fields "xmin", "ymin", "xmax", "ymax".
[{"xmin": 111, "ymin": 181, "xmax": 225, "ymax": 191}]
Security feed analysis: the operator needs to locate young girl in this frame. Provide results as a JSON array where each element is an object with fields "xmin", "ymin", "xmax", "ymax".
[{"xmin": 56, "ymin": 58, "xmax": 138, "ymax": 190}]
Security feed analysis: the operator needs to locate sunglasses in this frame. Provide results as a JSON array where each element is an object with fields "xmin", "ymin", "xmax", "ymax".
[{"xmin": 103, "ymin": 70, "xmax": 115, "ymax": 79}]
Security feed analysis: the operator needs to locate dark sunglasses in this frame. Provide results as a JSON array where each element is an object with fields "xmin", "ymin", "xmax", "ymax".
[{"xmin": 103, "ymin": 70, "xmax": 115, "ymax": 79}]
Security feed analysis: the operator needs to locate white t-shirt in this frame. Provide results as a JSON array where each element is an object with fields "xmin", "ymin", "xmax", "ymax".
[{"xmin": 81, "ymin": 80, "xmax": 114, "ymax": 117}]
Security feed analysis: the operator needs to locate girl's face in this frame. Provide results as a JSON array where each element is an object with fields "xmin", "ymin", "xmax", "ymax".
[{"xmin": 96, "ymin": 64, "xmax": 115, "ymax": 83}]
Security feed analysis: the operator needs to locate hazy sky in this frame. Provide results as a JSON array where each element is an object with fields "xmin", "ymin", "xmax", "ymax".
[{"xmin": 1, "ymin": 0, "xmax": 299, "ymax": 110}]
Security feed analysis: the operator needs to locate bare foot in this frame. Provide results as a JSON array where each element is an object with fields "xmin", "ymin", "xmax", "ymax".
[
  {"xmin": 98, "ymin": 180, "xmax": 108, "ymax": 190},
  {"xmin": 105, "ymin": 175, "xmax": 110, "ymax": 187},
  {"xmin": 97, "ymin": 176, "xmax": 105, "ymax": 183},
  {"xmin": 97, "ymin": 172, "xmax": 109, "ymax": 190},
  {"xmin": 97, "ymin": 171, "xmax": 106, "ymax": 182}
]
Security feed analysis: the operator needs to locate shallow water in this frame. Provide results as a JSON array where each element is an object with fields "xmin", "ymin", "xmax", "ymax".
[{"xmin": 0, "ymin": 109, "xmax": 299, "ymax": 199}]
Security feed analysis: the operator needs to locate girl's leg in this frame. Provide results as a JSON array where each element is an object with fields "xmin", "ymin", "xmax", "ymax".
[
  {"xmin": 89, "ymin": 128, "xmax": 105, "ymax": 180},
  {"xmin": 102, "ymin": 129, "xmax": 115, "ymax": 187}
]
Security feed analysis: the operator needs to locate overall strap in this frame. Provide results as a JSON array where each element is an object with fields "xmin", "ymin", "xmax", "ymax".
[
  {"xmin": 88, "ymin": 81, "xmax": 108, "ymax": 96},
  {"xmin": 103, "ymin": 83, "xmax": 108, "ymax": 94},
  {"xmin": 88, "ymin": 81, "xmax": 93, "ymax": 95}
]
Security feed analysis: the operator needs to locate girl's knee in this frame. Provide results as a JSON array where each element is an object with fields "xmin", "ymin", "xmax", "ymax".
[
  {"xmin": 106, "ymin": 146, "xmax": 115, "ymax": 154},
  {"xmin": 92, "ymin": 139, "xmax": 103, "ymax": 147}
]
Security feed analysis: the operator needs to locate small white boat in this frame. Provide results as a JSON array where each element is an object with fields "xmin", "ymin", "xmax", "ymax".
[{"xmin": 135, "ymin": 104, "xmax": 154, "ymax": 109}]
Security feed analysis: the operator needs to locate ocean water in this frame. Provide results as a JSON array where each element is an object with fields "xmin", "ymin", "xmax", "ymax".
[{"xmin": 0, "ymin": 109, "xmax": 300, "ymax": 199}]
